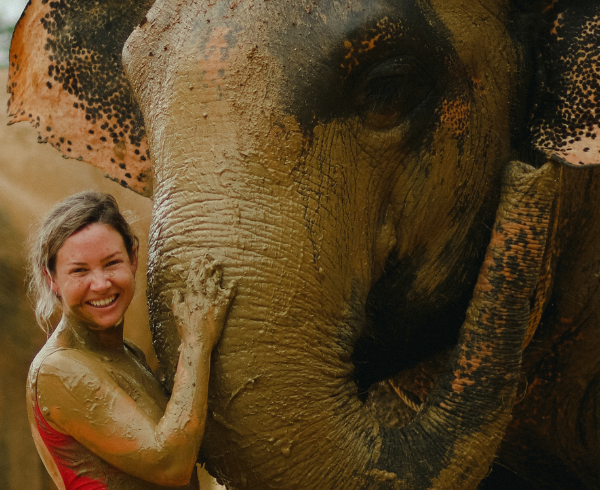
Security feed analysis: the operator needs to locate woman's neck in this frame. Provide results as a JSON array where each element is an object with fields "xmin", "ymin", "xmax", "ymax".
[{"xmin": 56, "ymin": 315, "xmax": 126, "ymax": 354}]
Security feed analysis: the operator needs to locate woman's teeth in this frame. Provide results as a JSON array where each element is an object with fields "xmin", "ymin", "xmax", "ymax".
[{"xmin": 88, "ymin": 295, "xmax": 116, "ymax": 307}]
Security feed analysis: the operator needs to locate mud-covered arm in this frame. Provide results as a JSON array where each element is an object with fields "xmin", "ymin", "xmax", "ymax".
[{"xmin": 37, "ymin": 259, "xmax": 235, "ymax": 487}]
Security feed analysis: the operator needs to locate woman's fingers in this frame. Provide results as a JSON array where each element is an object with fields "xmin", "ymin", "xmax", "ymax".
[
  {"xmin": 225, "ymin": 280, "xmax": 237, "ymax": 300},
  {"xmin": 188, "ymin": 255, "xmax": 220, "ymax": 298},
  {"xmin": 174, "ymin": 256, "xmax": 236, "ymax": 347}
]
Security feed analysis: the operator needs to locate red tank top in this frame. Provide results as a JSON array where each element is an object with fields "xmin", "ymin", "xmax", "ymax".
[{"xmin": 34, "ymin": 400, "xmax": 108, "ymax": 490}]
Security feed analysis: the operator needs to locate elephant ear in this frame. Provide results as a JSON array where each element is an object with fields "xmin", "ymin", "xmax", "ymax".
[
  {"xmin": 530, "ymin": 2, "xmax": 600, "ymax": 167},
  {"xmin": 7, "ymin": 0, "xmax": 154, "ymax": 197}
]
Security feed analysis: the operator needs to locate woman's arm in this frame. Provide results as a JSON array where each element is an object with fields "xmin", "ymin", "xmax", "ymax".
[{"xmin": 36, "ymin": 257, "xmax": 235, "ymax": 486}]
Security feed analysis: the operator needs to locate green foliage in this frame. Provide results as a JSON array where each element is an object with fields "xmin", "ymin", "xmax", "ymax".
[
  {"xmin": 0, "ymin": 16, "xmax": 15, "ymax": 68},
  {"xmin": 0, "ymin": 24, "xmax": 14, "ymax": 35}
]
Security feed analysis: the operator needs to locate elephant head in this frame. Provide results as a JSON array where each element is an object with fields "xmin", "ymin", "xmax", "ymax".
[{"xmin": 8, "ymin": 0, "xmax": 600, "ymax": 488}]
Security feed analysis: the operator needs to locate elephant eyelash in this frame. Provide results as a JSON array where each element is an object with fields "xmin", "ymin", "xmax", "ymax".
[
  {"xmin": 364, "ymin": 79, "xmax": 406, "ymax": 108},
  {"xmin": 354, "ymin": 59, "xmax": 436, "ymax": 130}
]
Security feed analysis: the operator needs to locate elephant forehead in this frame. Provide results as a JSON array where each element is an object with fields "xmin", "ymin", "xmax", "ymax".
[
  {"xmin": 258, "ymin": 1, "xmax": 456, "ymax": 125},
  {"xmin": 129, "ymin": 0, "xmax": 514, "ymax": 131},
  {"xmin": 192, "ymin": 0, "xmax": 459, "ymax": 132},
  {"xmin": 252, "ymin": 0, "xmax": 510, "ymax": 130}
]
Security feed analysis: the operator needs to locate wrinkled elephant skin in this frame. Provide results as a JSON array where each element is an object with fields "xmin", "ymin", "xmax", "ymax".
[
  {"xmin": 126, "ymin": 1, "xmax": 525, "ymax": 485},
  {"xmin": 8, "ymin": 0, "xmax": 600, "ymax": 489},
  {"xmin": 127, "ymin": 0, "xmax": 520, "ymax": 388}
]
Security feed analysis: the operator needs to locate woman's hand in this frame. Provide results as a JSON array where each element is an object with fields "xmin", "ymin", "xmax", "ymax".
[{"xmin": 172, "ymin": 255, "xmax": 236, "ymax": 351}]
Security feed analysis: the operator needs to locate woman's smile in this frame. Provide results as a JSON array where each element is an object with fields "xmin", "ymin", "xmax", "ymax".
[{"xmin": 87, "ymin": 294, "xmax": 118, "ymax": 308}]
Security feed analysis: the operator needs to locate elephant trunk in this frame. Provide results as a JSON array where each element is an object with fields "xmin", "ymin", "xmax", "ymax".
[{"xmin": 147, "ymin": 159, "xmax": 558, "ymax": 489}]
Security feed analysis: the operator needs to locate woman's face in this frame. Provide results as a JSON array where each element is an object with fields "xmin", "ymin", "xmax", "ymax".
[{"xmin": 50, "ymin": 223, "xmax": 138, "ymax": 330}]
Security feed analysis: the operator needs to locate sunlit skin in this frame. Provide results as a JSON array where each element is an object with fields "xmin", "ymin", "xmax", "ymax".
[{"xmin": 28, "ymin": 223, "xmax": 235, "ymax": 489}]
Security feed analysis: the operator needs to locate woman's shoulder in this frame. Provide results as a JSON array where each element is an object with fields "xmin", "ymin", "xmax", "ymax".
[
  {"xmin": 31, "ymin": 345, "xmax": 117, "ymax": 399},
  {"xmin": 39, "ymin": 346, "xmax": 100, "ymax": 370},
  {"xmin": 27, "ymin": 345, "xmax": 114, "ymax": 430},
  {"xmin": 31, "ymin": 343, "xmax": 96, "ymax": 374},
  {"xmin": 28, "ymin": 329, "xmax": 82, "ymax": 380},
  {"xmin": 28, "ymin": 344, "xmax": 72, "ymax": 390},
  {"xmin": 32, "ymin": 347, "xmax": 128, "ymax": 433}
]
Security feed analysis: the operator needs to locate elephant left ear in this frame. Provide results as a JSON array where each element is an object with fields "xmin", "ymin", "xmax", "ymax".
[
  {"xmin": 7, "ymin": 0, "xmax": 154, "ymax": 197},
  {"xmin": 530, "ymin": 2, "xmax": 600, "ymax": 167}
]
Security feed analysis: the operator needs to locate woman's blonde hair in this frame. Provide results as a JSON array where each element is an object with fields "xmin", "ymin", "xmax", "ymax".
[{"xmin": 29, "ymin": 191, "xmax": 139, "ymax": 332}]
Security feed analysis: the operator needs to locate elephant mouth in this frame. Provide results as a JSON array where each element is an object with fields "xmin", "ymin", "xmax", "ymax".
[
  {"xmin": 364, "ymin": 163, "xmax": 558, "ymax": 428},
  {"xmin": 389, "ymin": 351, "xmax": 448, "ymax": 409},
  {"xmin": 365, "ymin": 348, "xmax": 450, "ymax": 426}
]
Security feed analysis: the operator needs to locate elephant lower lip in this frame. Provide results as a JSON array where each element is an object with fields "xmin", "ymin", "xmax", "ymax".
[{"xmin": 369, "ymin": 348, "xmax": 450, "ymax": 422}]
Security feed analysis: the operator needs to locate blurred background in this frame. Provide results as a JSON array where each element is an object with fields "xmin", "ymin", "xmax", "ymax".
[
  {"xmin": 0, "ymin": 0, "xmax": 27, "ymax": 67},
  {"xmin": 1, "ymin": 2, "xmax": 221, "ymax": 488}
]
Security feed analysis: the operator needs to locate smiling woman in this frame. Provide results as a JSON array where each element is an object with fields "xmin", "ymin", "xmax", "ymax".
[
  {"xmin": 48, "ymin": 223, "xmax": 138, "ymax": 330},
  {"xmin": 26, "ymin": 191, "xmax": 236, "ymax": 490}
]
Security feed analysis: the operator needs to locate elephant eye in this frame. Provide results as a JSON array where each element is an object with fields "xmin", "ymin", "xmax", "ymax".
[{"xmin": 355, "ymin": 58, "xmax": 435, "ymax": 130}]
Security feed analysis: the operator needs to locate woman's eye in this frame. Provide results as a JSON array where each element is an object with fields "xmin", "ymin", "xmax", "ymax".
[
  {"xmin": 355, "ymin": 58, "xmax": 435, "ymax": 130},
  {"xmin": 107, "ymin": 260, "xmax": 122, "ymax": 267},
  {"xmin": 69, "ymin": 268, "xmax": 87, "ymax": 274}
]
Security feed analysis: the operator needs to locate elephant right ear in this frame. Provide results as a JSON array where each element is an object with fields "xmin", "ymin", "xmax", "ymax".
[
  {"xmin": 530, "ymin": 2, "xmax": 600, "ymax": 167},
  {"xmin": 7, "ymin": 0, "xmax": 155, "ymax": 197}
]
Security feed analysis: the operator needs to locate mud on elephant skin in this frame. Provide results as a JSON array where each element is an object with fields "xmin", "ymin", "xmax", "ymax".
[{"xmin": 7, "ymin": 0, "xmax": 600, "ymax": 489}]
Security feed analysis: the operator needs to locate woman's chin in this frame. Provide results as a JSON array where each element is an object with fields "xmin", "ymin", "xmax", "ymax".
[{"xmin": 79, "ymin": 305, "xmax": 127, "ymax": 331}]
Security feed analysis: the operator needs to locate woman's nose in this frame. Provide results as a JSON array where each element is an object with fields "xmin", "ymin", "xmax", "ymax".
[{"xmin": 89, "ymin": 270, "xmax": 112, "ymax": 290}]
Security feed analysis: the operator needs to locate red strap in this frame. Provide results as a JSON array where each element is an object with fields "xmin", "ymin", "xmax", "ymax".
[{"xmin": 34, "ymin": 402, "xmax": 108, "ymax": 490}]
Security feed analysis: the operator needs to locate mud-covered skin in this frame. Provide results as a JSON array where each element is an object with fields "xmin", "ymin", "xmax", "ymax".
[
  {"xmin": 7, "ymin": 0, "xmax": 153, "ymax": 195},
  {"xmin": 8, "ymin": 0, "xmax": 600, "ymax": 488}
]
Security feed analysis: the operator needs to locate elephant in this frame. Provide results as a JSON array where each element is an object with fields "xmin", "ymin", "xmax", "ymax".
[{"xmin": 7, "ymin": 0, "xmax": 600, "ymax": 488}]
